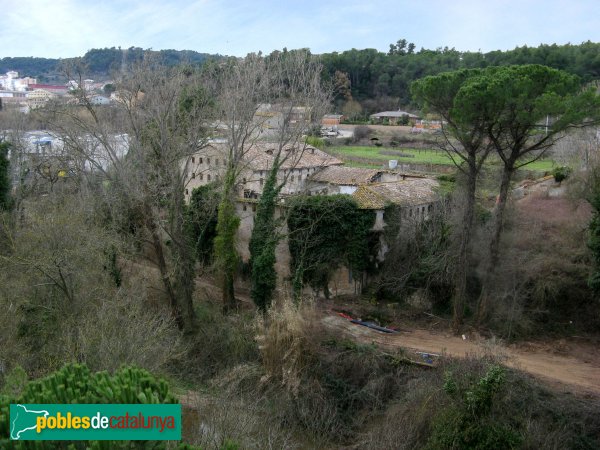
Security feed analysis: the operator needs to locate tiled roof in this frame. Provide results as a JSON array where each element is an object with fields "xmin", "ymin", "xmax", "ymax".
[
  {"xmin": 352, "ymin": 178, "xmax": 439, "ymax": 209},
  {"xmin": 370, "ymin": 110, "xmax": 420, "ymax": 118},
  {"xmin": 209, "ymin": 142, "xmax": 343, "ymax": 171},
  {"xmin": 310, "ymin": 166, "xmax": 382, "ymax": 185}
]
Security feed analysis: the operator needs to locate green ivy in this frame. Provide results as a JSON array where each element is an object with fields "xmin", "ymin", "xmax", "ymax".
[
  {"xmin": 287, "ymin": 195, "xmax": 375, "ymax": 297},
  {"xmin": 249, "ymin": 159, "xmax": 280, "ymax": 312},
  {"xmin": 0, "ymin": 141, "xmax": 12, "ymax": 211},
  {"xmin": 186, "ymin": 183, "xmax": 219, "ymax": 265}
]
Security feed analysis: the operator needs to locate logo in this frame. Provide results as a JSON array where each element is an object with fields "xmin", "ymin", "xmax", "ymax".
[{"xmin": 10, "ymin": 404, "xmax": 181, "ymax": 441}]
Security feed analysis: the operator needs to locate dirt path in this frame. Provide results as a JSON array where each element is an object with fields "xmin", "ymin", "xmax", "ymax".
[{"xmin": 323, "ymin": 314, "xmax": 600, "ymax": 395}]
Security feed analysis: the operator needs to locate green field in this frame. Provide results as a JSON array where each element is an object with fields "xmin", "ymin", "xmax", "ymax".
[{"xmin": 327, "ymin": 146, "xmax": 557, "ymax": 173}]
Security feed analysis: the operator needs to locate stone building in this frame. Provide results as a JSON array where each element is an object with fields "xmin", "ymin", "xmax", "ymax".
[{"xmin": 183, "ymin": 142, "xmax": 343, "ymax": 199}]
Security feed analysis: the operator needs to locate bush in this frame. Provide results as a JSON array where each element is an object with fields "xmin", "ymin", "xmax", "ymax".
[
  {"xmin": 305, "ymin": 135, "xmax": 325, "ymax": 149},
  {"xmin": 352, "ymin": 125, "xmax": 372, "ymax": 143},
  {"xmin": 0, "ymin": 364, "xmax": 196, "ymax": 449},
  {"xmin": 553, "ymin": 165, "xmax": 572, "ymax": 183},
  {"xmin": 425, "ymin": 365, "xmax": 522, "ymax": 449}
]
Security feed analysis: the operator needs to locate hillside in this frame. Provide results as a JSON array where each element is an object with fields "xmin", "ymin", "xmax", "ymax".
[
  {"xmin": 3, "ymin": 41, "xmax": 600, "ymax": 92},
  {"xmin": 0, "ymin": 47, "xmax": 222, "ymax": 82}
]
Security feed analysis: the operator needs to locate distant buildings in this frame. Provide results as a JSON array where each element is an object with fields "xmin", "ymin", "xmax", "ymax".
[
  {"xmin": 0, "ymin": 71, "xmax": 37, "ymax": 91},
  {"xmin": 370, "ymin": 110, "xmax": 421, "ymax": 125},
  {"xmin": 0, "ymin": 71, "xmax": 114, "ymax": 111}
]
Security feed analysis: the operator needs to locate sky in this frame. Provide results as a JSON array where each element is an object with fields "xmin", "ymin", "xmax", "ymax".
[{"xmin": 2, "ymin": 0, "xmax": 599, "ymax": 58}]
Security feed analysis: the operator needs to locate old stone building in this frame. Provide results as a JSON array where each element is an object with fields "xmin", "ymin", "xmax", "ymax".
[{"xmin": 183, "ymin": 141, "xmax": 343, "ymax": 199}]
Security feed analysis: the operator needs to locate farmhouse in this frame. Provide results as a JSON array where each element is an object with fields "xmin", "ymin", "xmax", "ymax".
[
  {"xmin": 370, "ymin": 110, "xmax": 421, "ymax": 125},
  {"xmin": 353, "ymin": 178, "xmax": 439, "ymax": 228},
  {"xmin": 321, "ymin": 114, "xmax": 344, "ymax": 126}
]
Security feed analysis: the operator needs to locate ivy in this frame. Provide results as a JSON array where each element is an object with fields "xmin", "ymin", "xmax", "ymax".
[
  {"xmin": 0, "ymin": 142, "xmax": 11, "ymax": 211},
  {"xmin": 186, "ymin": 183, "xmax": 219, "ymax": 265},
  {"xmin": 249, "ymin": 158, "xmax": 280, "ymax": 312},
  {"xmin": 588, "ymin": 175, "xmax": 600, "ymax": 294},
  {"xmin": 287, "ymin": 195, "xmax": 375, "ymax": 297}
]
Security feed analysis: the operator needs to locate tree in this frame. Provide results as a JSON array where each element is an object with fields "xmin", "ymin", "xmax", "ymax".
[
  {"xmin": 411, "ymin": 69, "xmax": 494, "ymax": 329},
  {"xmin": 44, "ymin": 57, "xmax": 212, "ymax": 331},
  {"xmin": 0, "ymin": 142, "xmax": 11, "ymax": 211},
  {"xmin": 203, "ymin": 53, "xmax": 272, "ymax": 312},
  {"xmin": 186, "ymin": 183, "xmax": 219, "ymax": 266},
  {"xmin": 470, "ymin": 65, "xmax": 600, "ymax": 321},
  {"xmin": 248, "ymin": 50, "xmax": 330, "ymax": 311}
]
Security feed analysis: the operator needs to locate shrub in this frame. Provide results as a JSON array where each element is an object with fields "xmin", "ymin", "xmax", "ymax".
[
  {"xmin": 0, "ymin": 364, "xmax": 197, "ymax": 449},
  {"xmin": 305, "ymin": 135, "xmax": 325, "ymax": 149},
  {"xmin": 425, "ymin": 365, "xmax": 522, "ymax": 449},
  {"xmin": 352, "ymin": 125, "xmax": 372, "ymax": 143},
  {"xmin": 553, "ymin": 165, "xmax": 572, "ymax": 183}
]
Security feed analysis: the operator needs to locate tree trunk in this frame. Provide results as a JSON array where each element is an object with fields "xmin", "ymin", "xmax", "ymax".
[
  {"xmin": 477, "ymin": 165, "xmax": 514, "ymax": 324},
  {"xmin": 222, "ymin": 272, "xmax": 237, "ymax": 313},
  {"xmin": 215, "ymin": 169, "xmax": 240, "ymax": 313},
  {"xmin": 144, "ymin": 202, "xmax": 184, "ymax": 329},
  {"xmin": 171, "ymin": 191, "xmax": 197, "ymax": 332},
  {"xmin": 453, "ymin": 167, "xmax": 477, "ymax": 331}
]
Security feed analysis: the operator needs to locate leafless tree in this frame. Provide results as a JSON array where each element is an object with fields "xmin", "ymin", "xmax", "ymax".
[{"xmin": 41, "ymin": 56, "xmax": 213, "ymax": 330}]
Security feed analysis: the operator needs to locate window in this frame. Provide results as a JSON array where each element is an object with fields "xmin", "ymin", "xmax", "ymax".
[
  {"xmin": 291, "ymin": 175, "xmax": 295, "ymax": 182},
  {"xmin": 199, "ymin": 174, "xmax": 203, "ymax": 181},
  {"xmin": 243, "ymin": 178, "xmax": 247, "ymax": 184},
  {"xmin": 260, "ymin": 178, "xmax": 264, "ymax": 186},
  {"xmin": 243, "ymin": 205, "xmax": 247, "ymax": 211},
  {"xmin": 215, "ymin": 158, "xmax": 219, "ymax": 166},
  {"xmin": 185, "ymin": 189, "xmax": 189, "ymax": 195},
  {"xmin": 191, "ymin": 172, "xmax": 195, "ymax": 179},
  {"xmin": 199, "ymin": 157, "xmax": 203, "ymax": 164},
  {"xmin": 191, "ymin": 156, "xmax": 195, "ymax": 164},
  {"xmin": 207, "ymin": 157, "xmax": 210, "ymax": 164},
  {"xmin": 207, "ymin": 174, "xmax": 211, "ymax": 181},
  {"xmin": 252, "ymin": 205, "xmax": 257, "ymax": 212},
  {"xmin": 409, "ymin": 209, "xmax": 412, "ymax": 217}
]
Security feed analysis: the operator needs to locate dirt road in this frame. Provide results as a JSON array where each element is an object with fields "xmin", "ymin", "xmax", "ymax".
[{"xmin": 323, "ymin": 314, "xmax": 600, "ymax": 395}]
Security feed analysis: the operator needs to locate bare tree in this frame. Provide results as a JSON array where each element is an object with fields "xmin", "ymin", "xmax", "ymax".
[
  {"xmin": 42, "ymin": 57, "xmax": 213, "ymax": 331},
  {"xmin": 204, "ymin": 50, "xmax": 330, "ymax": 312}
]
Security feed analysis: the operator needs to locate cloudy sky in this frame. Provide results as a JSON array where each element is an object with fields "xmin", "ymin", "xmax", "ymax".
[{"xmin": 2, "ymin": 0, "xmax": 599, "ymax": 58}]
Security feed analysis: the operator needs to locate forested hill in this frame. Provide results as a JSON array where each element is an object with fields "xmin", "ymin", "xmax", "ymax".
[
  {"xmin": 3, "ymin": 41, "xmax": 600, "ymax": 102},
  {"xmin": 0, "ymin": 47, "xmax": 221, "ymax": 82},
  {"xmin": 321, "ymin": 40, "xmax": 600, "ymax": 105}
]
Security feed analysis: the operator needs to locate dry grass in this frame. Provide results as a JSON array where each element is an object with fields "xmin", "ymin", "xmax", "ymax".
[{"xmin": 255, "ymin": 296, "xmax": 323, "ymax": 396}]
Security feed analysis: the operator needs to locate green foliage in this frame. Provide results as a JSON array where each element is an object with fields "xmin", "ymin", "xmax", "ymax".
[
  {"xmin": 553, "ymin": 165, "xmax": 572, "ymax": 183},
  {"xmin": 214, "ymin": 171, "xmax": 241, "ymax": 310},
  {"xmin": 186, "ymin": 183, "xmax": 219, "ymax": 265},
  {"xmin": 249, "ymin": 162, "xmax": 279, "ymax": 312},
  {"xmin": 426, "ymin": 365, "xmax": 522, "ymax": 450},
  {"xmin": 0, "ymin": 141, "xmax": 12, "ymax": 211},
  {"xmin": 321, "ymin": 41, "xmax": 600, "ymax": 105},
  {"xmin": 1, "ymin": 365, "xmax": 28, "ymax": 398},
  {"xmin": 287, "ymin": 195, "xmax": 375, "ymax": 297},
  {"xmin": 0, "ymin": 363, "xmax": 195, "ymax": 449},
  {"xmin": 588, "ymin": 175, "xmax": 600, "ymax": 294},
  {"xmin": 103, "ymin": 245, "xmax": 122, "ymax": 287},
  {"xmin": 305, "ymin": 135, "xmax": 325, "ymax": 149}
]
